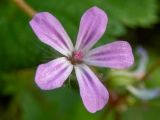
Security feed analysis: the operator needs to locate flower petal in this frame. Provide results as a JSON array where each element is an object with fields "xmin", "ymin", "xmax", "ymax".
[
  {"xmin": 75, "ymin": 64, "xmax": 109, "ymax": 113},
  {"xmin": 84, "ymin": 41, "xmax": 134, "ymax": 69},
  {"xmin": 30, "ymin": 12, "xmax": 74, "ymax": 56},
  {"xmin": 75, "ymin": 6, "xmax": 108, "ymax": 51},
  {"xmin": 127, "ymin": 86, "xmax": 160, "ymax": 100},
  {"xmin": 35, "ymin": 57, "xmax": 73, "ymax": 90}
]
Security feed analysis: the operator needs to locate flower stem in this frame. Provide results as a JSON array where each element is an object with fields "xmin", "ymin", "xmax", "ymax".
[{"xmin": 12, "ymin": 0, "xmax": 36, "ymax": 17}]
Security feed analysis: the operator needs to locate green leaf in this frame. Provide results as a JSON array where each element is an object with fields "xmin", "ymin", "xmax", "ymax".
[
  {"xmin": 0, "ymin": 1, "xmax": 54, "ymax": 71},
  {"xmin": 105, "ymin": 0, "xmax": 158, "ymax": 27}
]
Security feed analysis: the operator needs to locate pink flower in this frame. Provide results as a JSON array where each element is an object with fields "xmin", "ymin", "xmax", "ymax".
[{"xmin": 29, "ymin": 6, "xmax": 134, "ymax": 113}]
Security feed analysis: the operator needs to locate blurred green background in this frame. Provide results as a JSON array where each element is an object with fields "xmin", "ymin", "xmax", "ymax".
[{"xmin": 0, "ymin": 0, "xmax": 160, "ymax": 120}]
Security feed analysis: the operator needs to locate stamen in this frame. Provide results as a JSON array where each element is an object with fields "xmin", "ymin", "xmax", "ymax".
[
  {"xmin": 68, "ymin": 51, "xmax": 84, "ymax": 65},
  {"xmin": 73, "ymin": 51, "xmax": 83, "ymax": 61}
]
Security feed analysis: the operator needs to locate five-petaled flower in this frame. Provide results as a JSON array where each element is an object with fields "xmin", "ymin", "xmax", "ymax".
[{"xmin": 29, "ymin": 6, "xmax": 134, "ymax": 113}]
